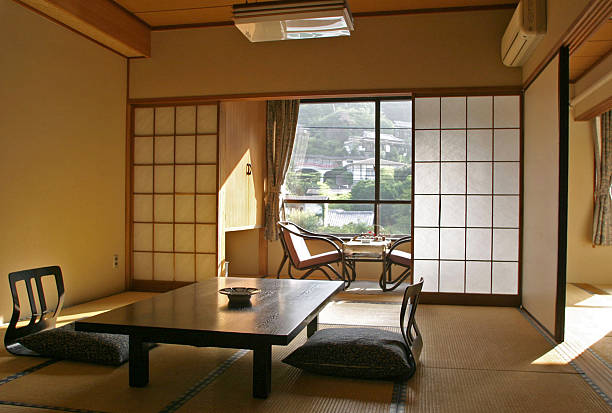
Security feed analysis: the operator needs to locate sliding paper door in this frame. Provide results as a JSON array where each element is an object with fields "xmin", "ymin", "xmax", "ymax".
[
  {"xmin": 522, "ymin": 51, "xmax": 568, "ymax": 341},
  {"xmin": 413, "ymin": 94, "xmax": 521, "ymax": 304},
  {"xmin": 130, "ymin": 104, "xmax": 219, "ymax": 288}
]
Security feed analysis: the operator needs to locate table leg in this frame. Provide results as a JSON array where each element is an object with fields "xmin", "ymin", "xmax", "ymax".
[
  {"xmin": 253, "ymin": 344, "xmax": 272, "ymax": 398},
  {"xmin": 129, "ymin": 335, "xmax": 149, "ymax": 387},
  {"xmin": 307, "ymin": 315, "xmax": 318, "ymax": 338}
]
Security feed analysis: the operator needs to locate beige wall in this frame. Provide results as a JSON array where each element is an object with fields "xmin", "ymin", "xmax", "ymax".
[
  {"xmin": 567, "ymin": 112, "xmax": 612, "ymax": 284},
  {"xmin": 0, "ymin": 0, "xmax": 127, "ymax": 323},
  {"xmin": 130, "ymin": 9, "xmax": 521, "ymax": 99}
]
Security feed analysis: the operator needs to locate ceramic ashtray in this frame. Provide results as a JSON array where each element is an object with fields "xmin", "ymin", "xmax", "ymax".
[{"xmin": 218, "ymin": 287, "xmax": 260, "ymax": 306}]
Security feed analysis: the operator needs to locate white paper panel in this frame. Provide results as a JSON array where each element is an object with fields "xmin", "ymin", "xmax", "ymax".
[
  {"xmin": 466, "ymin": 228, "xmax": 491, "ymax": 260},
  {"xmin": 154, "ymin": 166, "xmax": 174, "ymax": 193},
  {"xmin": 133, "ymin": 223, "xmax": 152, "ymax": 251},
  {"xmin": 440, "ymin": 228, "xmax": 465, "ymax": 259},
  {"xmin": 175, "ymin": 254, "xmax": 195, "ymax": 282},
  {"xmin": 134, "ymin": 166, "xmax": 153, "ymax": 193},
  {"xmin": 154, "ymin": 253, "xmax": 173, "ymax": 281},
  {"xmin": 134, "ymin": 137, "xmax": 153, "ymax": 164},
  {"xmin": 440, "ymin": 195, "xmax": 465, "ymax": 227},
  {"xmin": 155, "ymin": 136, "xmax": 174, "ymax": 164},
  {"xmin": 176, "ymin": 106, "xmax": 196, "ymax": 135},
  {"xmin": 467, "ymin": 162, "xmax": 492, "ymax": 194},
  {"xmin": 467, "ymin": 96, "xmax": 493, "ymax": 128},
  {"xmin": 134, "ymin": 108, "xmax": 154, "ymax": 136},
  {"xmin": 494, "ymin": 129, "xmax": 520, "ymax": 161},
  {"xmin": 155, "ymin": 107, "xmax": 175, "ymax": 135},
  {"xmin": 196, "ymin": 254, "xmax": 217, "ymax": 280},
  {"xmin": 413, "ymin": 228, "xmax": 439, "ymax": 259},
  {"xmin": 197, "ymin": 135, "xmax": 217, "ymax": 164},
  {"xmin": 133, "ymin": 195, "xmax": 152, "ymax": 222},
  {"xmin": 494, "ymin": 162, "xmax": 520, "ymax": 194},
  {"xmin": 440, "ymin": 195, "xmax": 466, "ymax": 227},
  {"xmin": 414, "ymin": 163, "xmax": 439, "ymax": 194},
  {"xmin": 493, "ymin": 196, "xmax": 519, "ymax": 228},
  {"xmin": 197, "ymin": 105, "xmax": 218, "ymax": 134},
  {"xmin": 414, "ymin": 130, "xmax": 440, "ymax": 161},
  {"xmin": 197, "ymin": 165, "xmax": 217, "ymax": 193},
  {"xmin": 492, "ymin": 229, "xmax": 519, "ymax": 261},
  {"xmin": 466, "ymin": 261, "xmax": 491, "ymax": 293},
  {"xmin": 441, "ymin": 163, "xmax": 466, "ymax": 194},
  {"xmin": 133, "ymin": 252, "xmax": 153, "ymax": 280},
  {"xmin": 494, "ymin": 96, "xmax": 520, "ymax": 128},
  {"xmin": 439, "ymin": 261, "xmax": 464, "ymax": 293},
  {"xmin": 414, "ymin": 260, "xmax": 439, "ymax": 292},
  {"xmin": 467, "ymin": 196, "xmax": 492, "ymax": 227},
  {"xmin": 467, "ymin": 129, "xmax": 492, "ymax": 161},
  {"xmin": 196, "ymin": 195, "xmax": 217, "ymax": 222},
  {"xmin": 175, "ymin": 165, "xmax": 195, "ymax": 193},
  {"xmin": 492, "ymin": 262, "xmax": 519, "ymax": 294},
  {"xmin": 415, "ymin": 98, "xmax": 440, "ymax": 129},
  {"xmin": 175, "ymin": 224, "xmax": 195, "ymax": 252},
  {"xmin": 154, "ymin": 195, "xmax": 173, "ymax": 222},
  {"xmin": 196, "ymin": 224, "xmax": 216, "ymax": 253},
  {"xmin": 154, "ymin": 223, "xmax": 173, "ymax": 252},
  {"xmin": 175, "ymin": 195, "xmax": 195, "ymax": 223},
  {"xmin": 176, "ymin": 135, "xmax": 196, "ymax": 164},
  {"xmin": 414, "ymin": 195, "xmax": 439, "ymax": 226},
  {"xmin": 441, "ymin": 97, "xmax": 466, "ymax": 129},
  {"xmin": 441, "ymin": 130, "xmax": 466, "ymax": 161}
]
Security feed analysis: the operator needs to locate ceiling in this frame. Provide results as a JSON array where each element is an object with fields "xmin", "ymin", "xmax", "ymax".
[
  {"xmin": 570, "ymin": 17, "xmax": 612, "ymax": 82},
  {"xmin": 112, "ymin": 0, "xmax": 519, "ymax": 28}
]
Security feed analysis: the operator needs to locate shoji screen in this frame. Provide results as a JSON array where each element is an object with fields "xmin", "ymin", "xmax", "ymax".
[
  {"xmin": 131, "ymin": 104, "xmax": 218, "ymax": 285},
  {"xmin": 413, "ymin": 95, "xmax": 521, "ymax": 299},
  {"xmin": 523, "ymin": 53, "xmax": 567, "ymax": 340}
]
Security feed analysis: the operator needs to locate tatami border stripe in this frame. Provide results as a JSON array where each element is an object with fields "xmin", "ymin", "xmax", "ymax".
[
  {"xmin": 519, "ymin": 309, "xmax": 612, "ymax": 408},
  {"xmin": 390, "ymin": 379, "xmax": 408, "ymax": 413},
  {"xmin": 0, "ymin": 359, "xmax": 58, "ymax": 386},
  {"xmin": 0, "ymin": 400, "xmax": 107, "ymax": 413},
  {"xmin": 587, "ymin": 347, "xmax": 612, "ymax": 373},
  {"xmin": 159, "ymin": 349, "xmax": 249, "ymax": 413}
]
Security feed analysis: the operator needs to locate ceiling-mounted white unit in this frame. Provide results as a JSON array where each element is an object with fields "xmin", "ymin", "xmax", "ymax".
[
  {"xmin": 501, "ymin": 0, "xmax": 547, "ymax": 67},
  {"xmin": 233, "ymin": 0, "xmax": 354, "ymax": 43}
]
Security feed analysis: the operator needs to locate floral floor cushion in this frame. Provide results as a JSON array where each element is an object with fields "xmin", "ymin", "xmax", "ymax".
[
  {"xmin": 18, "ymin": 322, "xmax": 133, "ymax": 366},
  {"xmin": 282, "ymin": 327, "xmax": 416, "ymax": 379}
]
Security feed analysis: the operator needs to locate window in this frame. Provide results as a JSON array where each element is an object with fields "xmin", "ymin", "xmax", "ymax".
[{"xmin": 283, "ymin": 98, "xmax": 412, "ymax": 236}]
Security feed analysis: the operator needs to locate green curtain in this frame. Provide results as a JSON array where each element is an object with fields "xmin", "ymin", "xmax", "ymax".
[
  {"xmin": 264, "ymin": 100, "xmax": 300, "ymax": 241},
  {"xmin": 593, "ymin": 110, "xmax": 612, "ymax": 245}
]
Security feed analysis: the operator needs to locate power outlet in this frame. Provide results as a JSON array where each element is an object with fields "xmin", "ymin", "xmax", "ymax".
[{"xmin": 112, "ymin": 254, "xmax": 119, "ymax": 269}]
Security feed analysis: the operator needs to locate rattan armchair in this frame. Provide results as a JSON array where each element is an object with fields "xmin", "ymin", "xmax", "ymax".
[
  {"xmin": 380, "ymin": 235, "xmax": 412, "ymax": 291},
  {"xmin": 277, "ymin": 221, "xmax": 347, "ymax": 282}
]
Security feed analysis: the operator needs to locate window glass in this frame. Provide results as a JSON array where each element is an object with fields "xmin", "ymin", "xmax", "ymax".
[{"xmin": 284, "ymin": 99, "xmax": 412, "ymax": 236}]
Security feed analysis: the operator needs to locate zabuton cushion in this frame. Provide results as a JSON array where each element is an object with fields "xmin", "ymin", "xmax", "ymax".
[
  {"xmin": 282, "ymin": 327, "xmax": 415, "ymax": 379},
  {"xmin": 18, "ymin": 322, "xmax": 130, "ymax": 366}
]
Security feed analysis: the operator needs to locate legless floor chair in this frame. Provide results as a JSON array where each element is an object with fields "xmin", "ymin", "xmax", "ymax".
[
  {"xmin": 5, "ymin": 266, "xmax": 137, "ymax": 365},
  {"xmin": 283, "ymin": 278, "xmax": 424, "ymax": 379}
]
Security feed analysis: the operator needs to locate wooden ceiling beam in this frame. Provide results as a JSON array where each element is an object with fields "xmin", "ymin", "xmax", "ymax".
[{"xmin": 15, "ymin": 0, "xmax": 151, "ymax": 58}]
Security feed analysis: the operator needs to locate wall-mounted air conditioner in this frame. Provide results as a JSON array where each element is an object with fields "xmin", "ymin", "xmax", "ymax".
[{"xmin": 501, "ymin": 0, "xmax": 547, "ymax": 67}]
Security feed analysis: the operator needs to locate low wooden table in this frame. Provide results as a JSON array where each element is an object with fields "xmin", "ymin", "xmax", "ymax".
[{"xmin": 75, "ymin": 277, "xmax": 343, "ymax": 398}]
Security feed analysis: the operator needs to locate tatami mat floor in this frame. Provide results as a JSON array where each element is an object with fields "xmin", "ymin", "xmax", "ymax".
[{"xmin": 0, "ymin": 286, "xmax": 610, "ymax": 412}]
